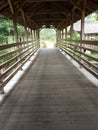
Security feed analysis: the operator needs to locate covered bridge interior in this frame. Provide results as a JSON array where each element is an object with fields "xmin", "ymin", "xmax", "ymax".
[
  {"xmin": 1, "ymin": 0, "xmax": 98, "ymax": 30},
  {"xmin": 0, "ymin": 0, "xmax": 98, "ymax": 130}
]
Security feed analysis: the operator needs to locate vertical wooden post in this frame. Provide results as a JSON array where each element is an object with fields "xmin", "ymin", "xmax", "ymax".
[
  {"xmin": 30, "ymin": 29, "xmax": 32, "ymax": 39},
  {"xmin": 38, "ymin": 29, "xmax": 40, "ymax": 48},
  {"xmin": 80, "ymin": 0, "xmax": 87, "ymax": 66},
  {"xmin": 80, "ymin": 0, "xmax": 87, "ymax": 40},
  {"xmin": 30, "ymin": 28, "xmax": 34, "ymax": 44},
  {"xmin": 34, "ymin": 30, "xmax": 37, "ymax": 46},
  {"xmin": 59, "ymin": 30, "xmax": 61, "ymax": 40},
  {"xmin": 8, "ymin": 0, "xmax": 18, "ymax": 43},
  {"xmin": 34, "ymin": 30, "xmax": 36, "ymax": 40},
  {"xmin": 61, "ymin": 30, "xmax": 63, "ymax": 39},
  {"xmin": 32, "ymin": 29, "xmax": 34, "ymax": 41},
  {"xmin": 32, "ymin": 30, "xmax": 34, "ymax": 40},
  {"xmin": 61, "ymin": 30, "xmax": 63, "ymax": 40},
  {"xmin": 12, "ymin": 15, "xmax": 18, "ymax": 42},
  {"xmin": 56, "ymin": 30, "xmax": 58, "ymax": 47},
  {"xmin": 35, "ymin": 29, "xmax": 37, "ymax": 47},
  {"xmin": 21, "ymin": 10, "xmax": 28, "ymax": 42},
  {"xmin": 58, "ymin": 30, "xmax": 60, "ymax": 43},
  {"xmin": 24, "ymin": 26, "xmax": 28, "ymax": 42},
  {"xmin": 70, "ymin": 10, "xmax": 74, "ymax": 41},
  {"xmin": 63, "ymin": 29, "xmax": 65, "ymax": 39},
  {"xmin": 80, "ymin": 10, "xmax": 85, "ymax": 40},
  {"xmin": 65, "ymin": 27, "xmax": 67, "ymax": 41},
  {"xmin": 58, "ymin": 30, "xmax": 60, "ymax": 47},
  {"xmin": 37, "ymin": 29, "xmax": 40, "ymax": 48},
  {"xmin": 63, "ymin": 29, "xmax": 64, "ymax": 39},
  {"xmin": 57, "ymin": 30, "xmax": 60, "ymax": 47},
  {"xmin": 65, "ymin": 19, "xmax": 67, "ymax": 41},
  {"xmin": 60, "ymin": 30, "xmax": 63, "ymax": 46},
  {"xmin": 70, "ymin": 9, "xmax": 75, "ymax": 60}
]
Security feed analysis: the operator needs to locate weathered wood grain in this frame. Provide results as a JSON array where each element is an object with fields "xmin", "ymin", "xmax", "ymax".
[{"xmin": 0, "ymin": 48, "xmax": 98, "ymax": 130}]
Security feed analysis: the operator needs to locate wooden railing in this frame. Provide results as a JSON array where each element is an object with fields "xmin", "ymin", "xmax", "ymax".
[
  {"xmin": 0, "ymin": 40, "xmax": 39, "ymax": 92},
  {"xmin": 59, "ymin": 39, "xmax": 98, "ymax": 79}
]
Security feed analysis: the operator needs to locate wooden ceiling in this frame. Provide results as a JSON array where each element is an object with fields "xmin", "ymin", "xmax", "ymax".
[{"xmin": 0, "ymin": 0, "xmax": 98, "ymax": 30}]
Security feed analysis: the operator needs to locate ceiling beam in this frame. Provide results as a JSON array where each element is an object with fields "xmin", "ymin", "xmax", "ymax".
[
  {"xmin": 88, "ymin": 1, "xmax": 98, "ymax": 9},
  {"xmin": 68, "ymin": 0, "xmax": 82, "ymax": 11},
  {"xmin": 34, "ymin": 18, "xmax": 64, "ymax": 21},
  {"xmin": 15, "ymin": 2, "xmax": 38, "ymax": 28},
  {"xmin": 28, "ymin": 11, "xmax": 69, "ymax": 15},
  {"xmin": 14, "ymin": 0, "xmax": 67, "ymax": 2}
]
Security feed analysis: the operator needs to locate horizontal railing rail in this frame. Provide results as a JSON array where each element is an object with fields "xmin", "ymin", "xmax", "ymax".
[
  {"xmin": 59, "ymin": 39, "xmax": 98, "ymax": 79},
  {"xmin": 0, "ymin": 40, "xmax": 39, "ymax": 92}
]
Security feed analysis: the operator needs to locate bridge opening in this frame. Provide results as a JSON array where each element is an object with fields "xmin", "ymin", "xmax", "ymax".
[{"xmin": 40, "ymin": 28, "xmax": 56, "ymax": 48}]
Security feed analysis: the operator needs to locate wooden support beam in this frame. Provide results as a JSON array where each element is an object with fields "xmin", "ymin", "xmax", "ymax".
[
  {"xmin": 35, "ymin": 18, "xmax": 64, "ymax": 22},
  {"xmin": 65, "ymin": 13, "xmax": 71, "ymax": 24},
  {"xmin": 70, "ymin": 9, "xmax": 74, "ymax": 40},
  {"xmin": 61, "ymin": 18, "xmax": 68, "ymax": 39},
  {"xmin": 83, "ymin": 0, "xmax": 87, "ymax": 10},
  {"xmin": 37, "ymin": 30, "xmax": 39, "ymax": 47},
  {"xmin": 14, "ymin": 0, "xmax": 67, "ymax": 2},
  {"xmin": 58, "ymin": 19, "xmax": 66, "ymax": 29},
  {"xmin": 20, "ymin": 9, "xmax": 28, "ymax": 41},
  {"xmin": 12, "ymin": 15, "xmax": 18, "ymax": 42},
  {"xmin": 80, "ymin": 0, "xmax": 87, "ymax": 40},
  {"xmin": 8, "ymin": 0, "xmax": 18, "ymax": 42},
  {"xmin": 62, "ymin": 29, "xmax": 65, "ymax": 39},
  {"xmin": 19, "ymin": 7, "xmax": 37, "ymax": 28},
  {"xmin": 80, "ymin": 0, "xmax": 87, "ymax": 64},
  {"xmin": 34, "ymin": 30, "xmax": 36, "ymax": 40},
  {"xmin": 68, "ymin": 0, "xmax": 82, "ymax": 11},
  {"xmin": 20, "ymin": 9, "xmax": 26, "ymax": 24},
  {"xmin": 65, "ymin": 27, "xmax": 67, "ymax": 40},
  {"xmin": 28, "ymin": 18, "xmax": 32, "ymax": 29},
  {"xmin": 88, "ymin": 1, "xmax": 98, "ymax": 9},
  {"xmin": 15, "ymin": 2, "xmax": 38, "ymax": 29},
  {"xmin": 8, "ymin": 0, "xmax": 14, "ymax": 14},
  {"xmin": 57, "ymin": 29, "xmax": 61, "ymax": 45},
  {"xmin": 28, "ymin": 10, "xmax": 69, "ymax": 16},
  {"xmin": 32, "ymin": 30, "xmax": 34, "ymax": 40},
  {"xmin": 80, "ymin": 10, "xmax": 85, "ymax": 40},
  {"xmin": 56, "ymin": 30, "xmax": 58, "ymax": 47}
]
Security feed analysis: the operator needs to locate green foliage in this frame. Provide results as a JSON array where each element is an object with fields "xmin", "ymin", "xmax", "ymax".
[
  {"xmin": 17, "ymin": 23, "xmax": 25, "ymax": 38},
  {"xmin": 0, "ymin": 16, "xmax": 14, "ymax": 44},
  {"xmin": 90, "ymin": 53, "xmax": 98, "ymax": 59},
  {"xmin": 40, "ymin": 29, "xmax": 56, "ymax": 48},
  {"xmin": 0, "ymin": 16, "xmax": 25, "ymax": 44},
  {"xmin": 0, "ymin": 35, "xmax": 8, "ymax": 44},
  {"xmin": 72, "ymin": 33, "xmax": 80, "ymax": 40},
  {"xmin": 85, "ymin": 10, "xmax": 98, "ymax": 22},
  {"xmin": 40, "ymin": 29, "xmax": 56, "ymax": 42},
  {"xmin": 95, "ymin": 10, "xmax": 98, "ymax": 20},
  {"xmin": 0, "ymin": 16, "xmax": 14, "ymax": 36},
  {"xmin": 66, "ymin": 33, "xmax": 80, "ymax": 42},
  {"xmin": 66, "ymin": 36, "xmax": 71, "ymax": 41},
  {"xmin": 83, "ymin": 53, "xmax": 98, "ymax": 61}
]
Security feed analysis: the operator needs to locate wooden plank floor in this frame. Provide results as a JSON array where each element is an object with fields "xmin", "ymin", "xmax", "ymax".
[{"xmin": 0, "ymin": 48, "xmax": 98, "ymax": 130}]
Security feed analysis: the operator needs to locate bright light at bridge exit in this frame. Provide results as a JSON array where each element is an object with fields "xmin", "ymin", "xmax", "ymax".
[{"xmin": 40, "ymin": 28, "xmax": 56, "ymax": 48}]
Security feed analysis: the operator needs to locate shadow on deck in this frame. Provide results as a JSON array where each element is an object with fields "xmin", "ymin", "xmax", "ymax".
[{"xmin": 0, "ymin": 48, "xmax": 98, "ymax": 130}]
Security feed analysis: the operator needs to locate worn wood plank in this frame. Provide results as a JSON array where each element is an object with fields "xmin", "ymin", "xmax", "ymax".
[{"xmin": 0, "ymin": 48, "xmax": 98, "ymax": 130}]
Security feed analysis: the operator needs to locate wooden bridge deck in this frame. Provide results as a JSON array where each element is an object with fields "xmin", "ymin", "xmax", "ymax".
[{"xmin": 0, "ymin": 48, "xmax": 98, "ymax": 130}]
